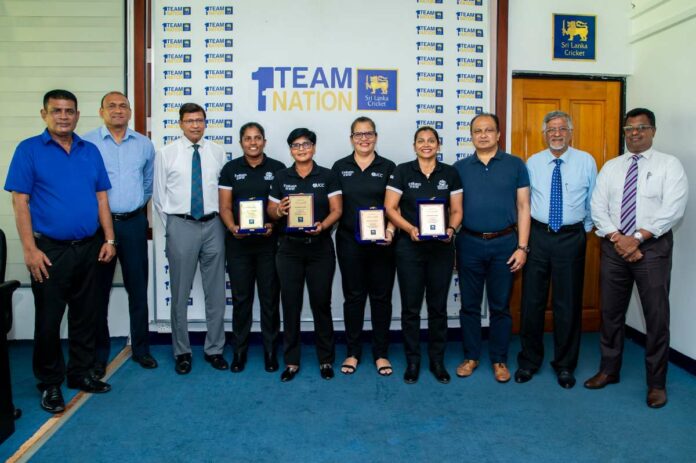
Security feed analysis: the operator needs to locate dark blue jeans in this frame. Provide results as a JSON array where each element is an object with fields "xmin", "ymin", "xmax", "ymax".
[{"xmin": 456, "ymin": 232, "xmax": 516, "ymax": 364}]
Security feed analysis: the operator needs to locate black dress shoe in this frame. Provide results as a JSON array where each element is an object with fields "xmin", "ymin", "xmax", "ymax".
[
  {"xmin": 67, "ymin": 376, "xmax": 112, "ymax": 394},
  {"xmin": 40, "ymin": 385, "xmax": 65, "ymax": 414},
  {"xmin": 557, "ymin": 369, "xmax": 576, "ymax": 389},
  {"xmin": 132, "ymin": 353, "xmax": 158, "ymax": 369},
  {"xmin": 514, "ymin": 368, "xmax": 534, "ymax": 384},
  {"xmin": 230, "ymin": 352, "xmax": 247, "ymax": 373},
  {"xmin": 280, "ymin": 366, "xmax": 299, "ymax": 382},
  {"xmin": 91, "ymin": 362, "xmax": 106, "ymax": 380},
  {"xmin": 429, "ymin": 362, "xmax": 451, "ymax": 384},
  {"xmin": 404, "ymin": 363, "xmax": 420, "ymax": 384},
  {"xmin": 319, "ymin": 363, "xmax": 334, "ymax": 380},
  {"xmin": 175, "ymin": 353, "xmax": 192, "ymax": 375},
  {"xmin": 204, "ymin": 353, "xmax": 229, "ymax": 370},
  {"xmin": 264, "ymin": 351, "xmax": 279, "ymax": 372}
]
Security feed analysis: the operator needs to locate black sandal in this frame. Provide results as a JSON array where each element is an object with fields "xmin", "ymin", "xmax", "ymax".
[{"xmin": 341, "ymin": 357, "xmax": 359, "ymax": 375}]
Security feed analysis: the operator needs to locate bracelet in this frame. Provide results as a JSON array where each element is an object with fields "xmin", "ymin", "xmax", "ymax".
[
  {"xmin": 105, "ymin": 239, "xmax": 116, "ymax": 246},
  {"xmin": 446, "ymin": 226, "xmax": 456, "ymax": 233}
]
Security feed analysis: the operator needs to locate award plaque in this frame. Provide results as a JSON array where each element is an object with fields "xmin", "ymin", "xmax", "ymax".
[
  {"xmin": 357, "ymin": 207, "xmax": 386, "ymax": 243},
  {"xmin": 237, "ymin": 198, "xmax": 266, "ymax": 234},
  {"xmin": 286, "ymin": 193, "xmax": 316, "ymax": 232},
  {"xmin": 417, "ymin": 198, "xmax": 447, "ymax": 239}
]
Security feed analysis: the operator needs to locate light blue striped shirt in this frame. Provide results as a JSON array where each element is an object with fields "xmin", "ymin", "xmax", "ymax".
[
  {"xmin": 527, "ymin": 147, "xmax": 597, "ymax": 231},
  {"xmin": 83, "ymin": 126, "xmax": 155, "ymax": 213}
]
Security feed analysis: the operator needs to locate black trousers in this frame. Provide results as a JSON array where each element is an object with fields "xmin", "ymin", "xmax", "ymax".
[
  {"xmin": 395, "ymin": 237, "xmax": 454, "ymax": 365},
  {"xmin": 336, "ymin": 228, "xmax": 395, "ymax": 361},
  {"xmin": 95, "ymin": 211, "xmax": 150, "ymax": 363},
  {"xmin": 276, "ymin": 235, "xmax": 336, "ymax": 366},
  {"xmin": 598, "ymin": 232, "xmax": 673, "ymax": 388},
  {"xmin": 225, "ymin": 235, "xmax": 280, "ymax": 356},
  {"xmin": 32, "ymin": 234, "xmax": 101, "ymax": 388},
  {"xmin": 518, "ymin": 220, "xmax": 586, "ymax": 372}
]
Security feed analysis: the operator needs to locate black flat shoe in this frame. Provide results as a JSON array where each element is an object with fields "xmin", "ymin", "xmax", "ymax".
[
  {"xmin": 67, "ymin": 376, "xmax": 112, "ymax": 394},
  {"xmin": 133, "ymin": 353, "xmax": 158, "ymax": 369},
  {"xmin": 429, "ymin": 362, "xmax": 451, "ymax": 384},
  {"xmin": 175, "ymin": 353, "xmax": 192, "ymax": 375},
  {"xmin": 404, "ymin": 363, "xmax": 420, "ymax": 384},
  {"xmin": 264, "ymin": 351, "xmax": 279, "ymax": 372},
  {"xmin": 40, "ymin": 385, "xmax": 65, "ymax": 414},
  {"xmin": 514, "ymin": 368, "xmax": 534, "ymax": 384},
  {"xmin": 230, "ymin": 353, "xmax": 247, "ymax": 373},
  {"xmin": 320, "ymin": 363, "xmax": 334, "ymax": 380},
  {"xmin": 204, "ymin": 353, "xmax": 229, "ymax": 371},
  {"xmin": 280, "ymin": 366, "xmax": 299, "ymax": 382},
  {"xmin": 557, "ymin": 369, "xmax": 576, "ymax": 389}
]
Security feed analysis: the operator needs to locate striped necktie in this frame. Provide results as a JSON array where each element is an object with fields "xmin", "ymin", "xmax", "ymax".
[
  {"xmin": 620, "ymin": 154, "xmax": 641, "ymax": 234},
  {"xmin": 190, "ymin": 144, "xmax": 204, "ymax": 219},
  {"xmin": 548, "ymin": 158, "xmax": 563, "ymax": 232}
]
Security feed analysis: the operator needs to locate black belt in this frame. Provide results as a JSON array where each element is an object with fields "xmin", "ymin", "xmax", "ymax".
[
  {"xmin": 462, "ymin": 226, "xmax": 515, "ymax": 240},
  {"xmin": 532, "ymin": 218, "xmax": 584, "ymax": 233},
  {"xmin": 112, "ymin": 206, "xmax": 145, "ymax": 222},
  {"xmin": 33, "ymin": 232, "xmax": 95, "ymax": 246},
  {"xmin": 172, "ymin": 212, "xmax": 219, "ymax": 222},
  {"xmin": 283, "ymin": 234, "xmax": 325, "ymax": 245}
]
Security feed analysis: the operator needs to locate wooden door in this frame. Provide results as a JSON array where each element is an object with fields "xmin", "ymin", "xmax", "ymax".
[{"xmin": 510, "ymin": 77, "xmax": 622, "ymax": 332}]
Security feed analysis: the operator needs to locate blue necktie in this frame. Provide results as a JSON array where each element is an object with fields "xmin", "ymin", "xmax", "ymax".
[
  {"xmin": 190, "ymin": 144, "xmax": 204, "ymax": 219},
  {"xmin": 549, "ymin": 158, "xmax": 563, "ymax": 232}
]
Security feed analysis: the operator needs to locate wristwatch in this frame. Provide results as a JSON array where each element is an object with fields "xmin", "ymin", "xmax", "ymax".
[
  {"xmin": 633, "ymin": 231, "xmax": 645, "ymax": 244},
  {"xmin": 105, "ymin": 239, "xmax": 117, "ymax": 246},
  {"xmin": 517, "ymin": 245, "xmax": 530, "ymax": 253}
]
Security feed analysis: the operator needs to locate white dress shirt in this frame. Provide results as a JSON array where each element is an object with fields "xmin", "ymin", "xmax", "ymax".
[
  {"xmin": 591, "ymin": 147, "xmax": 688, "ymax": 238},
  {"xmin": 153, "ymin": 136, "xmax": 225, "ymax": 227}
]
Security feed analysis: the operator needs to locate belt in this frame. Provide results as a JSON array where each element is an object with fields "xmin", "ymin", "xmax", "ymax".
[
  {"xmin": 461, "ymin": 226, "xmax": 515, "ymax": 240},
  {"xmin": 172, "ymin": 212, "xmax": 219, "ymax": 222},
  {"xmin": 33, "ymin": 232, "xmax": 95, "ymax": 246},
  {"xmin": 112, "ymin": 206, "xmax": 145, "ymax": 222},
  {"xmin": 284, "ymin": 234, "xmax": 325, "ymax": 244},
  {"xmin": 532, "ymin": 219, "xmax": 584, "ymax": 233}
]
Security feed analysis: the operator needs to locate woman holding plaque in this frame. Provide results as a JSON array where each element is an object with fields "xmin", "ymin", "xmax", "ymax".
[
  {"xmin": 268, "ymin": 128, "xmax": 343, "ymax": 382},
  {"xmin": 384, "ymin": 126, "xmax": 463, "ymax": 385},
  {"xmin": 331, "ymin": 117, "xmax": 397, "ymax": 376}
]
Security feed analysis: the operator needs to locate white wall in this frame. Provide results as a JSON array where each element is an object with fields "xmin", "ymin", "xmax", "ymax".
[{"xmin": 624, "ymin": 0, "xmax": 696, "ymax": 359}]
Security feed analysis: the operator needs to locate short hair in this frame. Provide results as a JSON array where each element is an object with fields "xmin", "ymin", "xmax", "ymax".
[
  {"xmin": 350, "ymin": 116, "xmax": 376, "ymax": 134},
  {"xmin": 239, "ymin": 122, "xmax": 265, "ymax": 140},
  {"xmin": 100, "ymin": 91, "xmax": 129, "ymax": 108},
  {"xmin": 413, "ymin": 126, "xmax": 440, "ymax": 144},
  {"xmin": 542, "ymin": 110, "xmax": 573, "ymax": 131},
  {"xmin": 287, "ymin": 128, "xmax": 316, "ymax": 146},
  {"xmin": 625, "ymin": 107, "xmax": 656, "ymax": 127},
  {"xmin": 43, "ymin": 89, "xmax": 78, "ymax": 110},
  {"xmin": 179, "ymin": 102, "xmax": 206, "ymax": 121},
  {"xmin": 470, "ymin": 112, "xmax": 500, "ymax": 133}
]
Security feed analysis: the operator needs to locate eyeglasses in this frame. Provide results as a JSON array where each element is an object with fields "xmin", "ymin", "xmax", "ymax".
[
  {"xmin": 181, "ymin": 119, "xmax": 205, "ymax": 125},
  {"xmin": 623, "ymin": 125, "xmax": 654, "ymax": 134},
  {"xmin": 544, "ymin": 127, "xmax": 571, "ymax": 135},
  {"xmin": 351, "ymin": 131, "xmax": 376, "ymax": 140},
  {"xmin": 290, "ymin": 142, "xmax": 314, "ymax": 150},
  {"xmin": 471, "ymin": 128, "xmax": 497, "ymax": 136}
]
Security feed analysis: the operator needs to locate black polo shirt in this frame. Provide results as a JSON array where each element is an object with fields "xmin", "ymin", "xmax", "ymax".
[
  {"xmin": 453, "ymin": 150, "xmax": 530, "ymax": 233},
  {"xmin": 269, "ymin": 161, "xmax": 342, "ymax": 237},
  {"xmin": 386, "ymin": 159, "xmax": 463, "ymax": 227},
  {"xmin": 218, "ymin": 153, "xmax": 286, "ymax": 223},
  {"xmin": 331, "ymin": 152, "xmax": 396, "ymax": 234}
]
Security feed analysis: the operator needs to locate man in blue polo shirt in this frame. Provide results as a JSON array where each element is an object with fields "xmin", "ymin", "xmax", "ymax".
[
  {"xmin": 4, "ymin": 89, "xmax": 116, "ymax": 414},
  {"xmin": 84, "ymin": 91, "xmax": 158, "ymax": 377},
  {"xmin": 453, "ymin": 113, "xmax": 531, "ymax": 383}
]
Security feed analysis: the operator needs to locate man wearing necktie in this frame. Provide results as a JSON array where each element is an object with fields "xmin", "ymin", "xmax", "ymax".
[
  {"xmin": 153, "ymin": 103, "xmax": 228, "ymax": 374},
  {"xmin": 585, "ymin": 108, "xmax": 688, "ymax": 408},
  {"xmin": 516, "ymin": 111, "xmax": 597, "ymax": 389}
]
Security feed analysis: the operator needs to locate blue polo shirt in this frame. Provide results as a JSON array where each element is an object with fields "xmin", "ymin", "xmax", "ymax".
[
  {"xmin": 4, "ymin": 129, "xmax": 111, "ymax": 240},
  {"xmin": 453, "ymin": 150, "xmax": 529, "ymax": 233}
]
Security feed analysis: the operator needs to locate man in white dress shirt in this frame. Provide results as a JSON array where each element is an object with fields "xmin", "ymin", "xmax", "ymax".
[
  {"xmin": 584, "ymin": 108, "xmax": 688, "ymax": 408},
  {"xmin": 153, "ymin": 103, "xmax": 228, "ymax": 374}
]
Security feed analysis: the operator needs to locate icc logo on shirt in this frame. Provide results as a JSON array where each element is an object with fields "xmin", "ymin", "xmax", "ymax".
[{"xmin": 357, "ymin": 69, "xmax": 398, "ymax": 111}]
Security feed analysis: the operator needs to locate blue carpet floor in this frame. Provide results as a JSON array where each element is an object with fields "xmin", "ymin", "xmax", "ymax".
[{"xmin": 3, "ymin": 334, "xmax": 696, "ymax": 462}]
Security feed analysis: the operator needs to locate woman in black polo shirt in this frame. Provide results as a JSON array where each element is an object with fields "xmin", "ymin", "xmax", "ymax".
[
  {"xmin": 331, "ymin": 117, "xmax": 397, "ymax": 377},
  {"xmin": 384, "ymin": 126, "xmax": 463, "ymax": 385},
  {"xmin": 267, "ymin": 128, "xmax": 342, "ymax": 382}
]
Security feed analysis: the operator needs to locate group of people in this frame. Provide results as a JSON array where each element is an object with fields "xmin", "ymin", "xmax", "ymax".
[{"xmin": 4, "ymin": 89, "xmax": 687, "ymax": 415}]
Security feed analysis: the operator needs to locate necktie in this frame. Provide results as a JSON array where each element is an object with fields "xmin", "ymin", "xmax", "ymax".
[
  {"xmin": 548, "ymin": 158, "xmax": 563, "ymax": 232},
  {"xmin": 190, "ymin": 144, "xmax": 204, "ymax": 219},
  {"xmin": 620, "ymin": 154, "xmax": 641, "ymax": 234}
]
